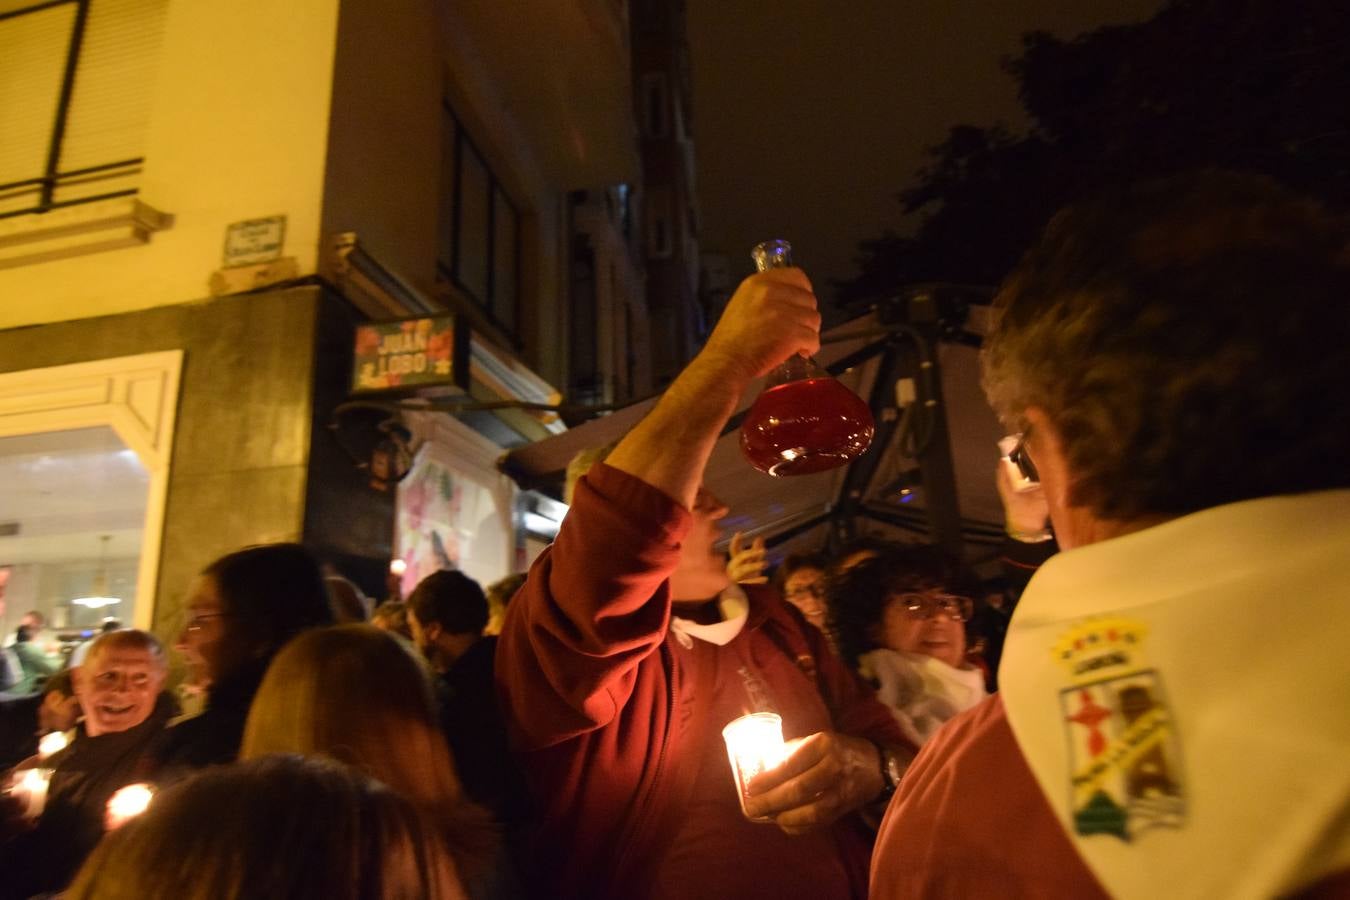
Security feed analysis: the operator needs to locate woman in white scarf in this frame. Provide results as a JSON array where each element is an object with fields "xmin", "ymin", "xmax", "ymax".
[{"xmin": 830, "ymin": 545, "xmax": 987, "ymax": 747}]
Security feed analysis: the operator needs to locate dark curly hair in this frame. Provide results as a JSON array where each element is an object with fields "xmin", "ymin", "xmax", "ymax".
[
  {"xmin": 772, "ymin": 550, "xmax": 829, "ymax": 593},
  {"xmin": 982, "ymin": 171, "xmax": 1350, "ymax": 520},
  {"xmin": 828, "ymin": 543, "xmax": 979, "ymax": 669}
]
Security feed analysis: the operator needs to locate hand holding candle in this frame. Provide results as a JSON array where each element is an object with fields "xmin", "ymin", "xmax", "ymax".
[
  {"xmin": 7, "ymin": 767, "xmax": 52, "ymax": 820},
  {"xmin": 722, "ymin": 713, "xmax": 787, "ymax": 821},
  {"xmin": 741, "ymin": 731, "xmax": 889, "ymax": 835}
]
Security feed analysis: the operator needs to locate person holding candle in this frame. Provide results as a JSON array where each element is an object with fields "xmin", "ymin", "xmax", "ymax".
[
  {"xmin": 1, "ymin": 629, "xmax": 174, "ymax": 899},
  {"xmin": 870, "ymin": 173, "xmax": 1350, "ymax": 899},
  {"xmin": 0, "ymin": 668, "xmax": 78, "ymax": 771},
  {"xmin": 66, "ymin": 755, "xmax": 466, "ymax": 900},
  {"xmin": 495, "ymin": 267, "xmax": 914, "ymax": 899}
]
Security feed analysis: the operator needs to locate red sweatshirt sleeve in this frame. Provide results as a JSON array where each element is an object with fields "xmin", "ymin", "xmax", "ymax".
[{"xmin": 495, "ymin": 463, "xmax": 691, "ymax": 750}]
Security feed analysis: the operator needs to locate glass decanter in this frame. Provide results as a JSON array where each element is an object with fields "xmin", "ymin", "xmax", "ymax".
[{"xmin": 739, "ymin": 240, "xmax": 875, "ymax": 476}]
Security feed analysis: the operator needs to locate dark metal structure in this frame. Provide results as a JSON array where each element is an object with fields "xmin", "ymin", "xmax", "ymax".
[{"xmin": 495, "ymin": 284, "xmax": 1008, "ymax": 562}]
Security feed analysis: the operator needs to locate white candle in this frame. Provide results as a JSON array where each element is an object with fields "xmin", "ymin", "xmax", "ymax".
[
  {"xmin": 722, "ymin": 712, "xmax": 787, "ymax": 821},
  {"xmin": 105, "ymin": 782, "xmax": 155, "ymax": 831},
  {"xmin": 37, "ymin": 731, "xmax": 68, "ymax": 761}
]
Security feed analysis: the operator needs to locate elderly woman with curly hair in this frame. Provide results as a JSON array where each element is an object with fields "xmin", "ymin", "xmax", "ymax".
[{"xmin": 829, "ymin": 544, "xmax": 987, "ymax": 748}]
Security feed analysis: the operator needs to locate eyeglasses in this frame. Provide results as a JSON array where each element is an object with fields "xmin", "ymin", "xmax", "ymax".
[
  {"xmin": 1006, "ymin": 429, "xmax": 1039, "ymax": 483},
  {"xmin": 896, "ymin": 592, "xmax": 973, "ymax": 622},
  {"xmin": 783, "ymin": 577, "xmax": 820, "ymax": 599},
  {"xmin": 783, "ymin": 588, "xmax": 820, "ymax": 609},
  {"xmin": 184, "ymin": 612, "xmax": 229, "ymax": 633}
]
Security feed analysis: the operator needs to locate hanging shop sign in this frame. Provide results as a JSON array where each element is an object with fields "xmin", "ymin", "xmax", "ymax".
[{"xmin": 351, "ymin": 315, "xmax": 468, "ymax": 393}]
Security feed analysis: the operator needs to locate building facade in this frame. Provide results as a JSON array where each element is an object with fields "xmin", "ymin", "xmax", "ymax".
[
  {"xmin": 630, "ymin": 0, "xmax": 705, "ymax": 388},
  {"xmin": 0, "ymin": 0, "xmax": 646, "ymax": 648}
]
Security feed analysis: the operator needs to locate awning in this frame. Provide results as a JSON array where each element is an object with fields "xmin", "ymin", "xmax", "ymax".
[{"xmin": 500, "ymin": 310, "xmax": 1010, "ymax": 559}]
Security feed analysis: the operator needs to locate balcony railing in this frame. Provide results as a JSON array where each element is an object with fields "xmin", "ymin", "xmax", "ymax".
[
  {"xmin": 0, "ymin": 157, "xmax": 143, "ymax": 221},
  {"xmin": 0, "ymin": 0, "xmax": 161, "ymax": 220}
]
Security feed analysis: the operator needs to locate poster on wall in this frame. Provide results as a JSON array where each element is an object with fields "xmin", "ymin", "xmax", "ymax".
[{"xmin": 394, "ymin": 449, "xmax": 510, "ymax": 595}]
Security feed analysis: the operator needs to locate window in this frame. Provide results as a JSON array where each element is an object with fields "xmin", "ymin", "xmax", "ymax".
[
  {"xmin": 0, "ymin": 0, "xmax": 168, "ymax": 219},
  {"xmin": 645, "ymin": 187, "xmax": 673, "ymax": 259},
  {"xmin": 438, "ymin": 103, "xmax": 522, "ymax": 344},
  {"xmin": 492, "ymin": 190, "xmax": 518, "ymax": 336},
  {"xmin": 641, "ymin": 73, "xmax": 669, "ymax": 140}
]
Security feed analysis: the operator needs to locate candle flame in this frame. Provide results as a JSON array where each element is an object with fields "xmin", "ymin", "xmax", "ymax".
[
  {"xmin": 15, "ymin": 767, "xmax": 51, "ymax": 819},
  {"xmin": 38, "ymin": 731, "xmax": 68, "ymax": 760},
  {"xmin": 107, "ymin": 783, "xmax": 155, "ymax": 825},
  {"xmin": 19, "ymin": 768, "xmax": 48, "ymax": 792},
  {"xmin": 722, "ymin": 712, "xmax": 787, "ymax": 820}
]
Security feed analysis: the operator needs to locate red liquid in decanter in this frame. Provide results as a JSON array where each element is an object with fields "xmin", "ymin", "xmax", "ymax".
[{"xmin": 740, "ymin": 376, "xmax": 875, "ymax": 476}]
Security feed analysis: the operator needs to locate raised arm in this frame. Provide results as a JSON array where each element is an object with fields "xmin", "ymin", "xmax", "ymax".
[
  {"xmin": 605, "ymin": 267, "xmax": 820, "ymax": 508},
  {"xmin": 496, "ymin": 269, "xmax": 821, "ymax": 749}
]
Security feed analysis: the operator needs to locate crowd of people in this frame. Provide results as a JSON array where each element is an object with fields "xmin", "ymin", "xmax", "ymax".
[{"xmin": 1, "ymin": 171, "xmax": 1347, "ymax": 898}]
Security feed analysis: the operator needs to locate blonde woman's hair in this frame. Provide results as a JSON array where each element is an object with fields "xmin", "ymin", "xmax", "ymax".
[
  {"xmin": 241, "ymin": 625, "xmax": 497, "ymax": 876},
  {"xmin": 66, "ymin": 754, "xmax": 464, "ymax": 900}
]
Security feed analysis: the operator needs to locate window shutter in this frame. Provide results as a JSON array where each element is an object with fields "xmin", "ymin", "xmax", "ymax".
[
  {"xmin": 56, "ymin": 0, "xmax": 169, "ymax": 204},
  {"xmin": 0, "ymin": 3, "xmax": 76, "ymax": 214},
  {"xmin": 0, "ymin": 0, "xmax": 167, "ymax": 217}
]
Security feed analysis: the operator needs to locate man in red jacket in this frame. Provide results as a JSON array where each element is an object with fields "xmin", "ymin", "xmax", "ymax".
[{"xmin": 496, "ymin": 266, "xmax": 913, "ymax": 899}]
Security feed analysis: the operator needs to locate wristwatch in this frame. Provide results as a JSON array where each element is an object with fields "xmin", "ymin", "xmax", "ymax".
[{"xmin": 873, "ymin": 741, "xmax": 905, "ymax": 800}]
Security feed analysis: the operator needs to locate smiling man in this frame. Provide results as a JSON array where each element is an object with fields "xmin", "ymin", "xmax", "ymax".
[{"xmin": 1, "ymin": 630, "xmax": 175, "ymax": 898}]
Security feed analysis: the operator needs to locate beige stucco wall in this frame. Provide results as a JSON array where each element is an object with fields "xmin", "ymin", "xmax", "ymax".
[{"xmin": 0, "ymin": 0, "xmax": 340, "ymax": 330}]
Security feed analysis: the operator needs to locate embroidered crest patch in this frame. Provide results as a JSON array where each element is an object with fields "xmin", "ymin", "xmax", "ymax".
[{"xmin": 1054, "ymin": 619, "xmax": 1186, "ymax": 841}]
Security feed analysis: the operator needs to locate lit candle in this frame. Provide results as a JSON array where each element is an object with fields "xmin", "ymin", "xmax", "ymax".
[
  {"xmin": 721, "ymin": 712, "xmax": 787, "ymax": 821},
  {"xmin": 105, "ymin": 783, "xmax": 155, "ymax": 831},
  {"xmin": 14, "ymin": 767, "xmax": 51, "ymax": 819},
  {"xmin": 389, "ymin": 559, "xmax": 408, "ymax": 576},
  {"xmin": 37, "ymin": 731, "xmax": 68, "ymax": 761}
]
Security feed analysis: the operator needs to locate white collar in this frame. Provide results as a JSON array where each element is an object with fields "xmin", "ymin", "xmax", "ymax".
[
  {"xmin": 669, "ymin": 584, "xmax": 750, "ymax": 649},
  {"xmin": 1001, "ymin": 490, "xmax": 1350, "ymax": 899}
]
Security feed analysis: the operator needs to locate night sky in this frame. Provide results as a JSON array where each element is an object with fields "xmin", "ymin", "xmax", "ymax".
[{"xmin": 687, "ymin": 0, "xmax": 1164, "ymax": 307}]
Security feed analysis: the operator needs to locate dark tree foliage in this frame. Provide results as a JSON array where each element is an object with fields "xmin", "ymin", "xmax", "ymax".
[{"xmin": 836, "ymin": 0, "xmax": 1350, "ymax": 307}]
